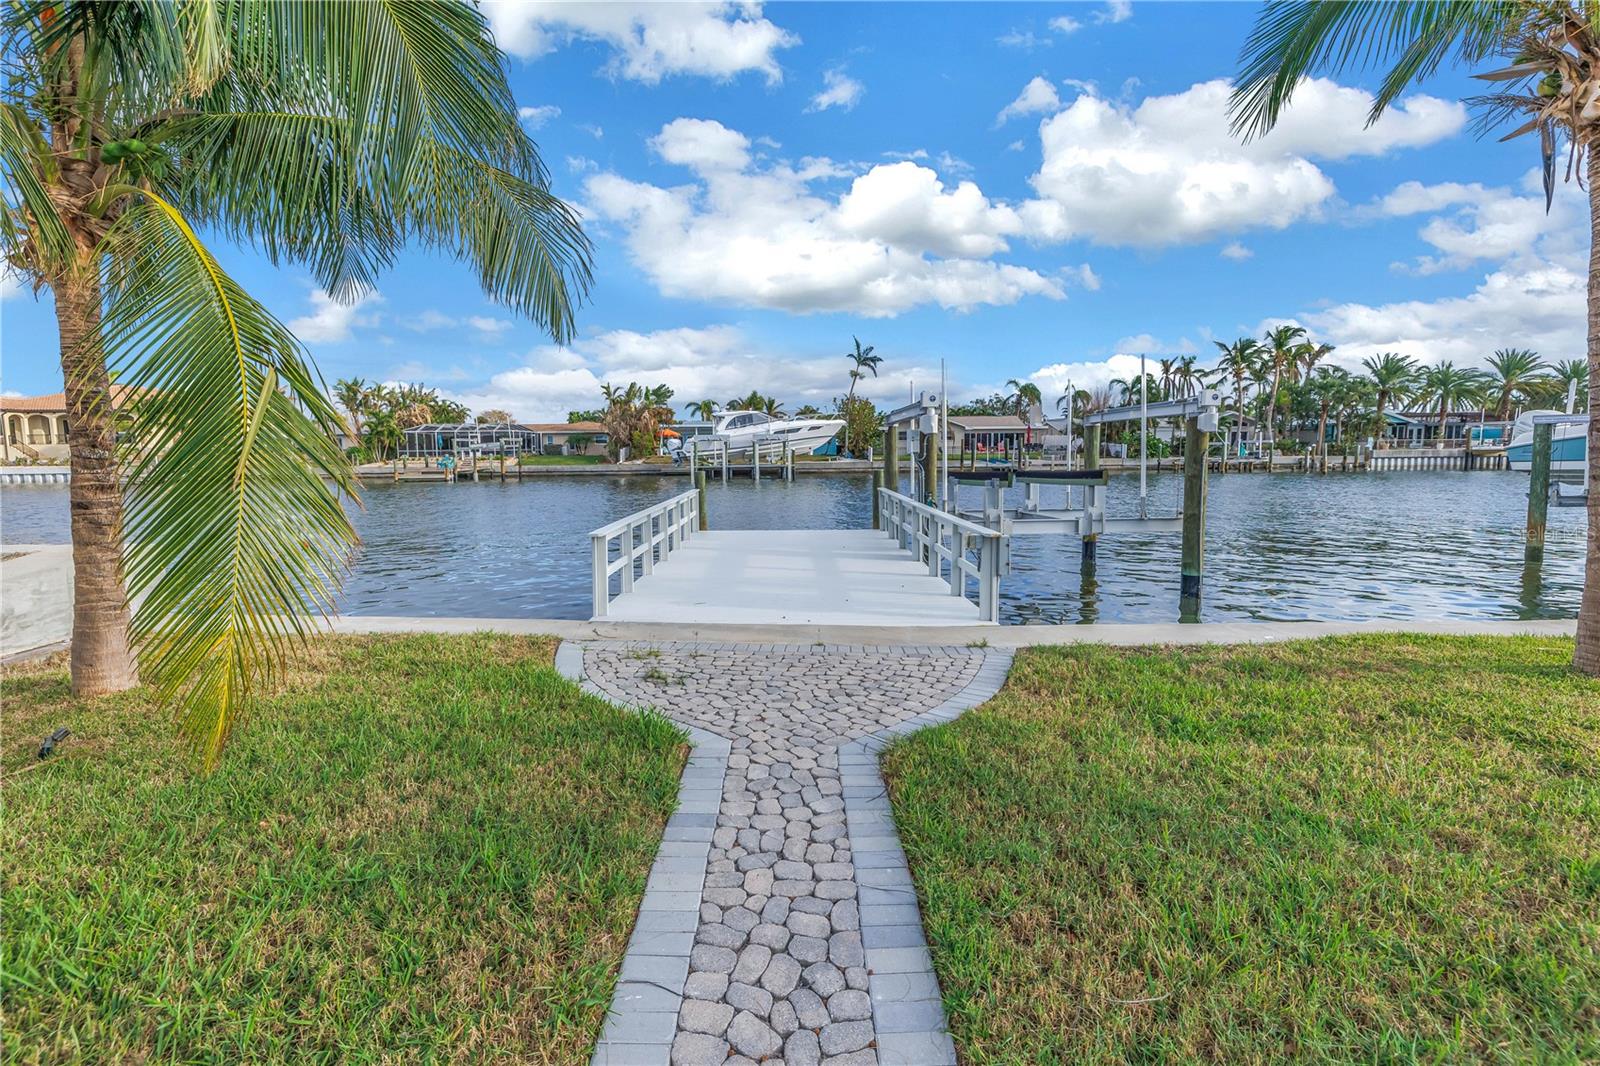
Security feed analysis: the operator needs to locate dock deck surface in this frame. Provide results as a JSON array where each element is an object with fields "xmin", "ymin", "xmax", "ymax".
[{"xmin": 602, "ymin": 529, "xmax": 987, "ymax": 626}]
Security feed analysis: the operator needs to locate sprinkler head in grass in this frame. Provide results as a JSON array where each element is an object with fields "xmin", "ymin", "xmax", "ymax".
[{"xmin": 37, "ymin": 727, "xmax": 69, "ymax": 760}]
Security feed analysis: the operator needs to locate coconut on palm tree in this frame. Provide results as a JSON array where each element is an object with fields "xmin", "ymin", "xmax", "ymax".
[
  {"xmin": 1361, "ymin": 353, "xmax": 1418, "ymax": 452},
  {"xmin": 1486, "ymin": 347, "xmax": 1549, "ymax": 419},
  {"xmin": 1, "ymin": 1, "xmax": 590, "ymax": 761},
  {"xmin": 1233, "ymin": 0, "xmax": 1600, "ymax": 675}
]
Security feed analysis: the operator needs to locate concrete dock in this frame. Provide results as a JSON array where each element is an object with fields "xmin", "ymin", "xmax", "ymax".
[{"xmin": 599, "ymin": 529, "xmax": 986, "ymax": 627}]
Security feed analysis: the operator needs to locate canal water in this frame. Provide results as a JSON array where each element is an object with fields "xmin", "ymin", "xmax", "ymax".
[{"xmin": 1, "ymin": 471, "xmax": 1585, "ymax": 624}]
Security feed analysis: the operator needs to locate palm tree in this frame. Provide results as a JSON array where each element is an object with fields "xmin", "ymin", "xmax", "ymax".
[
  {"xmin": 1260, "ymin": 324, "xmax": 1307, "ymax": 454},
  {"xmin": 1306, "ymin": 367, "xmax": 1348, "ymax": 472},
  {"xmin": 1362, "ymin": 353, "xmax": 1418, "ymax": 452},
  {"xmin": 1485, "ymin": 347, "xmax": 1548, "ymax": 420},
  {"xmin": 1214, "ymin": 337, "xmax": 1263, "ymax": 454},
  {"xmin": 1232, "ymin": 0, "xmax": 1600, "ymax": 674},
  {"xmin": 845, "ymin": 337, "xmax": 883, "ymax": 400},
  {"xmin": 759, "ymin": 395, "xmax": 787, "ymax": 419},
  {"xmin": 690, "ymin": 399, "xmax": 720, "ymax": 422},
  {"xmin": 1415, "ymin": 362, "xmax": 1489, "ymax": 446},
  {"xmin": 334, "ymin": 377, "xmax": 372, "ymax": 441},
  {"xmin": 1549, "ymin": 358, "xmax": 1591, "ymax": 411},
  {"xmin": 0, "ymin": 2, "xmax": 591, "ymax": 761},
  {"xmin": 1171, "ymin": 354, "xmax": 1201, "ymax": 399},
  {"xmin": 475, "ymin": 409, "xmax": 514, "ymax": 425}
]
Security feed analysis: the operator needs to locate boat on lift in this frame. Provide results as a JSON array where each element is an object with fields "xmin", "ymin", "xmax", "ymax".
[
  {"xmin": 1506, "ymin": 410, "xmax": 1587, "ymax": 474},
  {"xmin": 700, "ymin": 409, "xmax": 845, "ymax": 456}
]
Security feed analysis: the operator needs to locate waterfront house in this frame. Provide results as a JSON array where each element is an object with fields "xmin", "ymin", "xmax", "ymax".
[
  {"xmin": 1, "ymin": 386, "xmax": 141, "ymax": 464},
  {"xmin": 521, "ymin": 421, "xmax": 609, "ymax": 456}
]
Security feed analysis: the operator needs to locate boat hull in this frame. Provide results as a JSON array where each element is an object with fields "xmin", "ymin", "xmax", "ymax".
[{"xmin": 1506, "ymin": 424, "xmax": 1586, "ymax": 474}]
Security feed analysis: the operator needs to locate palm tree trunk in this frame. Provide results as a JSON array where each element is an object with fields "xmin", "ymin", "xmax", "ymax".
[
  {"xmin": 56, "ymin": 266, "xmax": 139, "ymax": 696},
  {"xmin": 1266, "ymin": 371, "xmax": 1281, "ymax": 464},
  {"xmin": 1575, "ymin": 148, "xmax": 1600, "ymax": 676},
  {"xmin": 1317, "ymin": 406, "xmax": 1329, "ymax": 473}
]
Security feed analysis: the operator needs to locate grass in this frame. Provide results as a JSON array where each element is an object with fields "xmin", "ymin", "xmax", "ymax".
[
  {"xmin": 882, "ymin": 635, "xmax": 1600, "ymax": 1064},
  {"xmin": 517, "ymin": 453, "xmax": 607, "ymax": 466},
  {"xmin": 2, "ymin": 634, "xmax": 686, "ymax": 1064}
]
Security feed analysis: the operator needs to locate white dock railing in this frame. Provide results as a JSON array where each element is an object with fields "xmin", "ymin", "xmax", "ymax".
[
  {"xmin": 878, "ymin": 488, "xmax": 1008, "ymax": 623},
  {"xmin": 590, "ymin": 490, "xmax": 700, "ymax": 618}
]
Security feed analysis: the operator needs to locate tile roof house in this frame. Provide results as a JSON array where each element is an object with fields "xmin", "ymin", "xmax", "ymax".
[{"xmin": 2, "ymin": 386, "xmax": 141, "ymax": 464}]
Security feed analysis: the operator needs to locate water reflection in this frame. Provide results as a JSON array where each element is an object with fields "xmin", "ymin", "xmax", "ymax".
[{"xmin": 0, "ymin": 470, "xmax": 1586, "ymax": 625}]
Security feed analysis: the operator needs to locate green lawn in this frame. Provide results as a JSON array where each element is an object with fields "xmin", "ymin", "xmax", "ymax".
[
  {"xmin": 517, "ymin": 453, "xmax": 607, "ymax": 466},
  {"xmin": 882, "ymin": 635, "xmax": 1600, "ymax": 1065},
  {"xmin": 2, "ymin": 634, "xmax": 685, "ymax": 1064}
]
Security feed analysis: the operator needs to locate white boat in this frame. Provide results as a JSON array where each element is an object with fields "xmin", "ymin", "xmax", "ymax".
[
  {"xmin": 1506, "ymin": 410, "xmax": 1587, "ymax": 474},
  {"xmin": 697, "ymin": 410, "xmax": 845, "ymax": 456}
]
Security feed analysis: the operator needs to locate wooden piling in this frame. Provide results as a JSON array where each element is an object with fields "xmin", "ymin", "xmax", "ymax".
[
  {"xmin": 1525, "ymin": 422, "xmax": 1551, "ymax": 564},
  {"xmin": 1180, "ymin": 416, "xmax": 1209, "ymax": 619},
  {"xmin": 696, "ymin": 469, "xmax": 709, "ymax": 531},
  {"xmin": 871, "ymin": 469, "xmax": 884, "ymax": 529},
  {"xmin": 1082, "ymin": 424, "xmax": 1101, "ymax": 563}
]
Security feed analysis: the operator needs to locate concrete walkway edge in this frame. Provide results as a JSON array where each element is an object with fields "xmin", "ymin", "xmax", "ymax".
[{"xmin": 340, "ymin": 615, "xmax": 1577, "ymax": 648}]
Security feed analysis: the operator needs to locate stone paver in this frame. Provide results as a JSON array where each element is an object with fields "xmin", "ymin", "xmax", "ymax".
[{"xmin": 575, "ymin": 641, "xmax": 1012, "ymax": 1066}]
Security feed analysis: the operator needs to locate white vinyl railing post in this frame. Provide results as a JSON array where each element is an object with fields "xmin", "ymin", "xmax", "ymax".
[
  {"xmin": 588, "ymin": 489, "xmax": 701, "ymax": 618},
  {"xmin": 591, "ymin": 533, "xmax": 610, "ymax": 618}
]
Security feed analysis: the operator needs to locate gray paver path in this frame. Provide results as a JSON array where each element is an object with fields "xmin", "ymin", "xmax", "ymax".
[{"xmin": 569, "ymin": 641, "xmax": 1012, "ymax": 1066}]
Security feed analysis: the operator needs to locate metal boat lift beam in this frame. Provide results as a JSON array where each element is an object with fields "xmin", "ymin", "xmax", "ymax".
[
  {"xmin": 1082, "ymin": 389, "xmax": 1222, "ymax": 432},
  {"xmin": 1531, "ymin": 412, "xmax": 1590, "ymax": 425}
]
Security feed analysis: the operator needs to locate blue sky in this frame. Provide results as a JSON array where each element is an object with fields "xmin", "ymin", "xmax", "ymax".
[{"xmin": 1, "ymin": 1, "xmax": 1587, "ymax": 419}]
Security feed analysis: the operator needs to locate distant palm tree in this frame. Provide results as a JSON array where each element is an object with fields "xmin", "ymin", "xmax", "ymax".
[
  {"xmin": 1415, "ymin": 362, "xmax": 1490, "ymax": 446},
  {"xmin": 1260, "ymin": 324, "xmax": 1307, "ymax": 452},
  {"xmin": 1005, "ymin": 378, "xmax": 1043, "ymax": 418},
  {"xmin": 1306, "ymin": 367, "xmax": 1348, "ymax": 470},
  {"xmin": 794, "ymin": 404, "xmax": 825, "ymax": 418},
  {"xmin": 689, "ymin": 399, "xmax": 720, "ymax": 422},
  {"xmin": 1485, "ymin": 347, "xmax": 1548, "ymax": 420},
  {"xmin": 1157, "ymin": 357, "xmax": 1178, "ymax": 400},
  {"xmin": 1213, "ymin": 337, "xmax": 1263, "ymax": 450},
  {"xmin": 1548, "ymin": 358, "xmax": 1591, "ymax": 410},
  {"xmin": 1171, "ymin": 354, "xmax": 1201, "ymax": 398},
  {"xmin": 759, "ymin": 395, "xmax": 787, "ymax": 419},
  {"xmin": 334, "ymin": 378, "xmax": 373, "ymax": 441},
  {"xmin": 844, "ymin": 338, "xmax": 882, "ymax": 452},
  {"xmin": 1362, "ymin": 353, "xmax": 1418, "ymax": 452},
  {"xmin": 476, "ymin": 409, "xmax": 514, "ymax": 425}
]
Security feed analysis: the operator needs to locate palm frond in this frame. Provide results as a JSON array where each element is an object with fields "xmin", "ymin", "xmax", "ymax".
[
  {"xmin": 1232, "ymin": 1, "xmax": 1518, "ymax": 139},
  {"xmin": 100, "ymin": 191, "xmax": 357, "ymax": 769},
  {"xmin": 147, "ymin": 0, "xmax": 592, "ymax": 338},
  {"xmin": 0, "ymin": 101, "xmax": 76, "ymax": 275}
]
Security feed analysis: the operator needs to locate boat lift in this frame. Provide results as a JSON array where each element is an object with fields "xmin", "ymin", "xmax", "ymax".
[{"xmin": 946, "ymin": 388, "xmax": 1223, "ymax": 617}]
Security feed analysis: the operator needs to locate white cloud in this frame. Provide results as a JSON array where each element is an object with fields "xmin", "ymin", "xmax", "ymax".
[
  {"xmin": 583, "ymin": 118, "xmax": 1067, "ymax": 316},
  {"xmin": 445, "ymin": 324, "xmax": 951, "ymax": 421},
  {"xmin": 288, "ymin": 288, "xmax": 381, "ymax": 344},
  {"xmin": 1098, "ymin": 0, "xmax": 1133, "ymax": 24},
  {"xmin": 996, "ymin": 76, "xmax": 1062, "ymax": 125},
  {"xmin": 517, "ymin": 104, "xmax": 561, "ymax": 128},
  {"xmin": 997, "ymin": 28, "xmax": 1053, "ymax": 49},
  {"xmin": 1023, "ymin": 77, "xmax": 1465, "ymax": 247},
  {"xmin": 1047, "ymin": 16, "xmax": 1081, "ymax": 34},
  {"xmin": 650, "ymin": 117, "xmax": 751, "ymax": 171},
  {"xmin": 1375, "ymin": 171, "xmax": 1582, "ymax": 275},
  {"xmin": 0, "ymin": 271, "xmax": 21, "ymax": 301},
  {"xmin": 808, "ymin": 68, "xmax": 863, "ymax": 112},
  {"xmin": 1006, "ymin": 139, "xmax": 1025, "ymax": 152},
  {"xmin": 485, "ymin": 2, "xmax": 797, "ymax": 84},
  {"xmin": 1304, "ymin": 169, "xmax": 1586, "ymax": 367},
  {"xmin": 1219, "ymin": 241, "xmax": 1253, "ymax": 260},
  {"xmin": 1306, "ymin": 260, "xmax": 1583, "ymax": 368},
  {"xmin": 403, "ymin": 309, "xmax": 516, "ymax": 337}
]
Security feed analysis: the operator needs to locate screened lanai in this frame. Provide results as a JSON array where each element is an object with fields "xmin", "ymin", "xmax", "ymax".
[{"xmin": 399, "ymin": 423, "xmax": 540, "ymax": 458}]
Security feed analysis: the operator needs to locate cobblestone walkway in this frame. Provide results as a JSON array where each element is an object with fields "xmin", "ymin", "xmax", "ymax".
[{"xmin": 568, "ymin": 641, "xmax": 1011, "ymax": 1066}]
